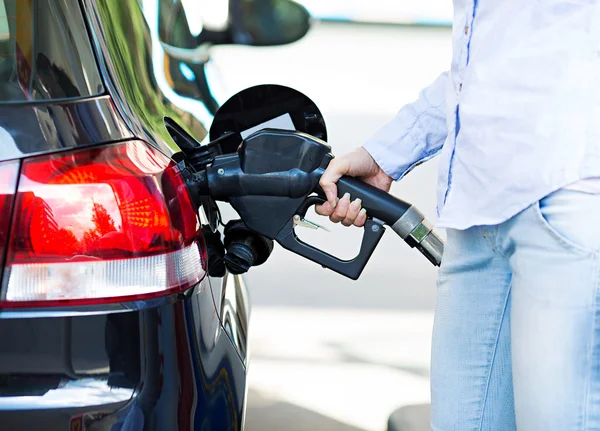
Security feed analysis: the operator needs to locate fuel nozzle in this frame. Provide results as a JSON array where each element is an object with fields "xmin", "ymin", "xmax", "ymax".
[
  {"xmin": 183, "ymin": 129, "xmax": 444, "ymax": 279},
  {"xmin": 178, "ymin": 84, "xmax": 445, "ymax": 280},
  {"xmin": 390, "ymin": 206, "xmax": 444, "ymax": 266}
]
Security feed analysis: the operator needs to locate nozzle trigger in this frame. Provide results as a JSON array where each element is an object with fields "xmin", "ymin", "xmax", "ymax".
[
  {"xmin": 294, "ymin": 195, "xmax": 331, "ymax": 232},
  {"xmin": 293, "ymin": 214, "xmax": 330, "ymax": 232}
]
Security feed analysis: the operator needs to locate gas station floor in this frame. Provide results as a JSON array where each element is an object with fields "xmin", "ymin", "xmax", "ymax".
[
  {"xmin": 243, "ymin": 308, "xmax": 433, "ymax": 431},
  {"xmin": 246, "ymin": 390, "xmax": 369, "ymax": 431}
]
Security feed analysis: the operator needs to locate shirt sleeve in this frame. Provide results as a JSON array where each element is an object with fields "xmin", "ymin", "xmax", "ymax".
[{"xmin": 362, "ymin": 71, "xmax": 449, "ymax": 180}]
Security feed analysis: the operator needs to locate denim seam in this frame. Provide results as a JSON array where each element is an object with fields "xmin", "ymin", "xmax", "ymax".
[
  {"xmin": 491, "ymin": 244, "xmax": 509, "ymax": 260},
  {"xmin": 583, "ymin": 253, "xmax": 600, "ymax": 430},
  {"xmin": 535, "ymin": 200, "xmax": 598, "ymax": 256},
  {"xmin": 478, "ymin": 282, "xmax": 512, "ymax": 431},
  {"xmin": 488, "ymin": 227, "xmax": 509, "ymax": 260},
  {"xmin": 482, "ymin": 235, "xmax": 494, "ymax": 249}
]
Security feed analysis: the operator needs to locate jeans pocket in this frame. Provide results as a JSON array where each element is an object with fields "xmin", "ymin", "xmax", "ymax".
[{"xmin": 534, "ymin": 189, "xmax": 600, "ymax": 255}]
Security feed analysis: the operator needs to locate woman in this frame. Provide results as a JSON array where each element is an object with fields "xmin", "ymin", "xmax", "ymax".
[{"xmin": 316, "ymin": 2, "xmax": 600, "ymax": 430}]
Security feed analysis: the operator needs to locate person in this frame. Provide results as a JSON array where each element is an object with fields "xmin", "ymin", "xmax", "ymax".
[{"xmin": 315, "ymin": 2, "xmax": 600, "ymax": 430}]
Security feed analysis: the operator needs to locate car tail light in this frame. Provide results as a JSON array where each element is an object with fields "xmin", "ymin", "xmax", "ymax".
[
  {"xmin": 1, "ymin": 141, "xmax": 206, "ymax": 307},
  {"xmin": 0, "ymin": 161, "xmax": 20, "ymax": 274}
]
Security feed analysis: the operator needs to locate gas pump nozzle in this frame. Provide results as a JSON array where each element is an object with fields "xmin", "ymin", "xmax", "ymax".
[{"xmin": 184, "ymin": 128, "xmax": 444, "ymax": 280}]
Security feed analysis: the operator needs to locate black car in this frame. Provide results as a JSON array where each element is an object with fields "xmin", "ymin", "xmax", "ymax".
[{"xmin": 0, "ymin": 0, "xmax": 309, "ymax": 429}]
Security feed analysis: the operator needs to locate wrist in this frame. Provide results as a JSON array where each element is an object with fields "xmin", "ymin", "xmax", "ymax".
[{"xmin": 360, "ymin": 145, "xmax": 387, "ymax": 176}]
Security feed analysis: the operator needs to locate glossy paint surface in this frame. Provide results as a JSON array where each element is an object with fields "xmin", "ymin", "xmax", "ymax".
[
  {"xmin": 0, "ymin": 282, "xmax": 246, "ymax": 430},
  {"xmin": 0, "ymin": 0, "xmax": 250, "ymax": 429},
  {"xmin": 0, "ymin": 0, "xmax": 104, "ymax": 102}
]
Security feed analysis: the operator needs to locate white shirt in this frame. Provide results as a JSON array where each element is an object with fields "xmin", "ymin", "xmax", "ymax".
[
  {"xmin": 566, "ymin": 178, "xmax": 600, "ymax": 193},
  {"xmin": 363, "ymin": 1, "xmax": 600, "ymax": 229}
]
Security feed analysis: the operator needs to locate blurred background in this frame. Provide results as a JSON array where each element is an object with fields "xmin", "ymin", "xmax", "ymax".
[{"xmin": 197, "ymin": 1, "xmax": 453, "ymax": 429}]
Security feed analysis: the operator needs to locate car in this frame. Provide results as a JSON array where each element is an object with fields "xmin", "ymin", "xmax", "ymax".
[{"xmin": 0, "ymin": 0, "xmax": 309, "ymax": 429}]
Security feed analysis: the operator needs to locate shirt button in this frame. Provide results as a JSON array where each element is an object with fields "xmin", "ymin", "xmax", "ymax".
[{"xmin": 464, "ymin": 25, "xmax": 469, "ymax": 35}]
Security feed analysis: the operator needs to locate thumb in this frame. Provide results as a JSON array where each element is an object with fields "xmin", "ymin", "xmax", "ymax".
[{"xmin": 319, "ymin": 159, "xmax": 347, "ymax": 205}]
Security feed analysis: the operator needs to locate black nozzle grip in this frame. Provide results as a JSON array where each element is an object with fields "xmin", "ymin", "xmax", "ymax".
[
  {"xmin": 313, "ymin": 173, "xmax": 444, "ymax": 267},
  {"xmin": 314, "ymin": 173, "xmax": 412, "ymax": 226},
  {"xmin": 275, "ymin": 217, "xmax": 385, "ymax": 280}
]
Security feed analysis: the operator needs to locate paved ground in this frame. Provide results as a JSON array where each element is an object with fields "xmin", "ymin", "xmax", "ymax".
[
  {"xmin": 210, "ymin": 21, "xmax": 451, "ymax": 431},
  {"xmin": 244, "ymin": 308, "xmax": 433, "ymax": 431}
]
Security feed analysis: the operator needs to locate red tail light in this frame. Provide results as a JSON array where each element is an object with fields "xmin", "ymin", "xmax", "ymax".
[
  {"xmin": 1, "ymin": 141, "xmax": 206, "ymax": 307},
  {"xmin": 0, "ymin": 161, "xmax": 20, "ymax": 274}
]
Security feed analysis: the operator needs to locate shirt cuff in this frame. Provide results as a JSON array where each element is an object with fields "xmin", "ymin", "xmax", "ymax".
[{"xmin": 362, "ymin": 134, "xmax": 430, "ymax": 181}]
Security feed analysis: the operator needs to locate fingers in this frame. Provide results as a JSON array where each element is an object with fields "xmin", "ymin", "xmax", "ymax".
[
  {"xmin": 315, "ymin": 147, "xmax": 380, "ymax": 227},
  {"xmin": 355, "ymin": 208, "xmax": 368, "ymax": 227},
  {"xmin": 330, "ymin": 193, "xmax": 351, "ymax": 223},
  {"xmin": 342, "ymin": 198, "xmax": 362, "ymax": 227},
  {"xmin": 318, "ymin": 148, "xmax": 382, "ymax": 207},
  {"xmin": 316, "ymin": 195, "xmax": 368, "ymax": 227},
  {"xmin": 315, "ymin": 200, "xmax": 335, "ymax": 216}
]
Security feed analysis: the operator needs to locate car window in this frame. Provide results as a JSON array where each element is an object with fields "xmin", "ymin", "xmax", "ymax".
[{"xmin": 0, "ymin": 0, "xmax": 104, "ymax": 103}]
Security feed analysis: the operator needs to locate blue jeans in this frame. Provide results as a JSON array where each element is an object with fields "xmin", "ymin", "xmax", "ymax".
[{"xmin": 431, "ymin": 189, "xmax": 600, "ymax": 431}]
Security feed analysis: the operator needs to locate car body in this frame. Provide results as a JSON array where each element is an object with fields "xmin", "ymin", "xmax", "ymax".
[{"xmin": 0, "ymin": 0, "xmax": 300, "ymax": 429}]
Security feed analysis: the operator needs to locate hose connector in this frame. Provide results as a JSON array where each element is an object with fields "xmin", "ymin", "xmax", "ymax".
[{"xmin": 390, "ymin": 206, "xmax": 444, "ymax": 267}]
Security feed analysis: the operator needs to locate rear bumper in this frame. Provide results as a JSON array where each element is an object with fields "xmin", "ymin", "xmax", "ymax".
[
  {"xmin": 0, "ymin": 280, "xmax": 248, "ymax": 431},
  {"xmin": 0, "ymin": 397, "xmax": 132, "ymax": 431}
]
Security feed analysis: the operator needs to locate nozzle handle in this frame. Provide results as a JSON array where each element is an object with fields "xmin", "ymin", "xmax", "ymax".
[
  {"xmin": 276, "ymin": 215, "xmax": 386, "ymax": 280},
  {"xmin": 315, "ymin": 173, "xmax": 444, "ymax": 266},
  {"xmin": 315, "ymin": 173, "xmax": 412, "ymax": 226}
]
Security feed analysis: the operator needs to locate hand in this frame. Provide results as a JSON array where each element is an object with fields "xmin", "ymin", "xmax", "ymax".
[{"xmin": 315, "ymin": 147, "xmax": 393, "ymax": 227}]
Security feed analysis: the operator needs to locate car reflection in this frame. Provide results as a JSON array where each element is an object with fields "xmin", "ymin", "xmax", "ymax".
[
  {"xmin": 11, "ymin": 141, "xmax": 194, "ymax": 263},
  {"xmin": 2, "ymin": 0, "xmax": 104, "ymax": 102},
  {"xmin": 0, "ymin": 378, "xmax": 133, "ymax": 408}
]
